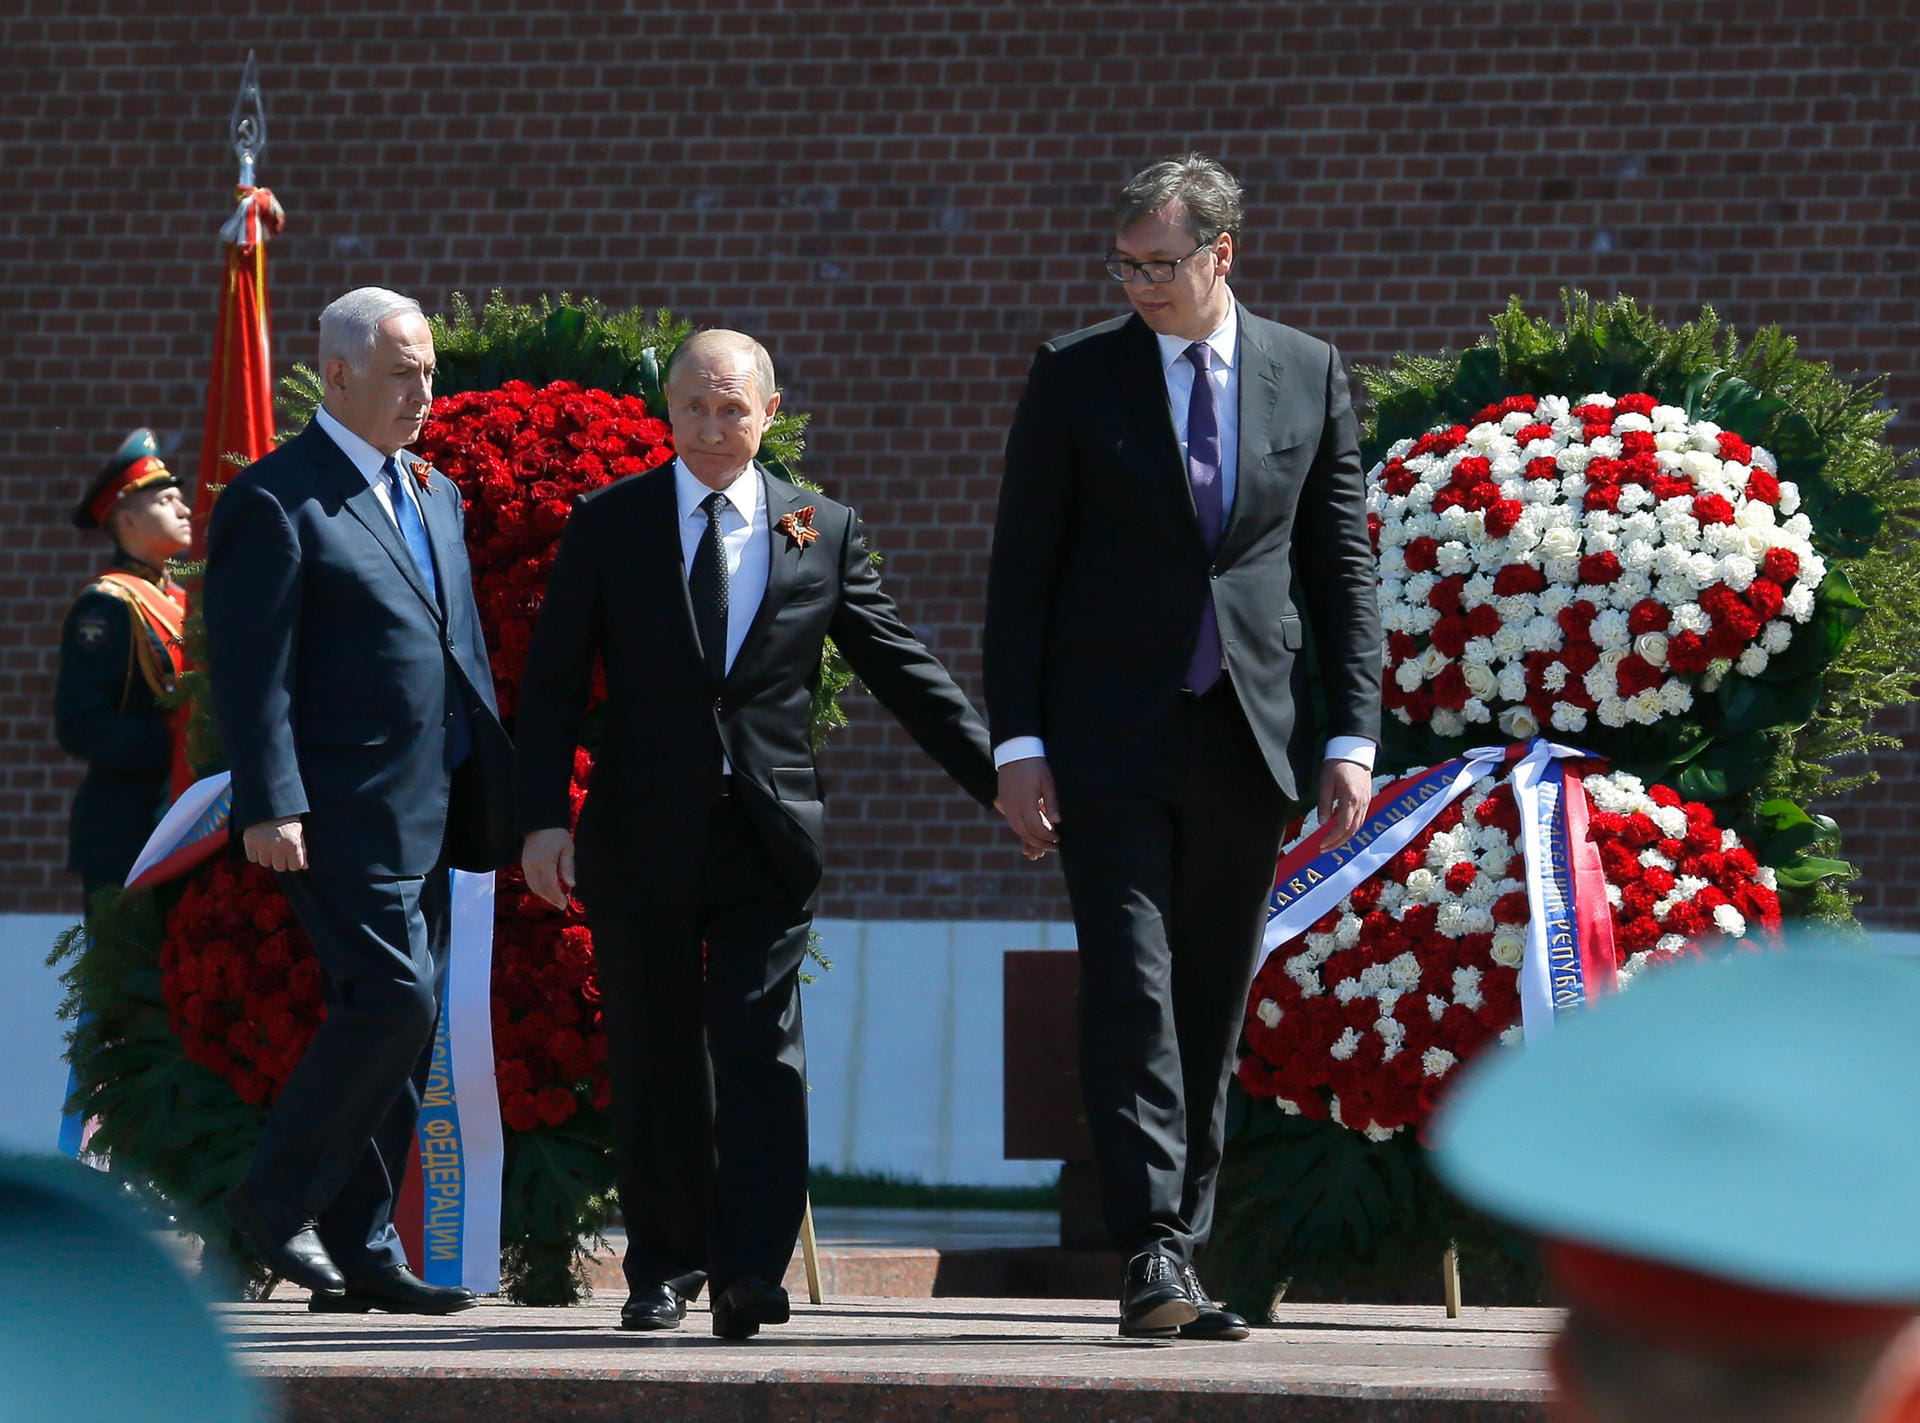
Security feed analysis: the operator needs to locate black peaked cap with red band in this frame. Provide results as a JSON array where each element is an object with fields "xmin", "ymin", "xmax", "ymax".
[{"xmin": 73, "ymin": 428, "xmax": 180, "ymax": 531}]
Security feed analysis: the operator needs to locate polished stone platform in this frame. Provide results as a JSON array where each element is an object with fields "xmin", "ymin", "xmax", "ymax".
[{"xmin": 225, "ymin": 1293, "xmax": 1557, "ymax": 1422}]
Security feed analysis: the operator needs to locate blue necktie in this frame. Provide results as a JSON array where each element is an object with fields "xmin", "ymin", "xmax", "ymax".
[
  {"xmin": 384, "ymin": 457, "xmax": 470, "ymax": 767},
  {"xmin": 1183, "ymin": 342, "xmax": 1225, "ymax": 694}
]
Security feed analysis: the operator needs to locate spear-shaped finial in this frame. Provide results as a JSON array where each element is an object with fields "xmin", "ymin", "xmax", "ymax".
[{"xmin": 229, "ymin": 51, "xmax": 266, "ymax": 187}]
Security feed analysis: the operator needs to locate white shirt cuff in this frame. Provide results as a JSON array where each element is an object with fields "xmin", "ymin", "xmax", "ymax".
[
  {"xmin": 992, "ymin": 736, "xmax": 1047, "ymax": 770},
  {"xmin": 1324, "ymin": 735, "xmax": 1375, "ymax": 771}
]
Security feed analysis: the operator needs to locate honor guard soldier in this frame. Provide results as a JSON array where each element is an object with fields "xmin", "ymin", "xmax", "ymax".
[
  {"xmin": 1433, "ymin": 949, "xmax": 1920, "ymax": 1423},
  {"xmin": 55, "ymin": 429, "xmax": 193, "ymax": 910}
]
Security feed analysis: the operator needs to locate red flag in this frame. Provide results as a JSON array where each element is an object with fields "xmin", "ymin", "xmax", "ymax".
[
  {"xmin": 178, "ymin": 186, "xmax": 284, "ymax": 797},
  {"xmin": 192, "ymin": 186, "xmax": 283, "ymax": 557}
]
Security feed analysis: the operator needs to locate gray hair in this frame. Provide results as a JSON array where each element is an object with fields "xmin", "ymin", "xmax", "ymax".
[
  {"xmin": 1113, "ymin": 153, "xmax": 1244, "ymax": 244},
  {"xmin": 318, "ymin": 287, "xmax": 424, "ymax": 371},
  {"xmin": 665, "ymin": 329, "xmax": 778, "ymax": 403}
]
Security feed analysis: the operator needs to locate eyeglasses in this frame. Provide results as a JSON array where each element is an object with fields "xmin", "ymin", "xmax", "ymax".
[{"xmin": 1103, "ymin": 239, "xmax": 1212, "ymax": 284}]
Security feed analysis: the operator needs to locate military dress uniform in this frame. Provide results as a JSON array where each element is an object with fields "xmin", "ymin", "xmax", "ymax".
[
  {"xmin": 55, "ymin": 430, "xmax": 187, "ymax": 909},
  {"xmin": 1432, "ymin": 947, "xmax": 1920, "ymax": 1421}
]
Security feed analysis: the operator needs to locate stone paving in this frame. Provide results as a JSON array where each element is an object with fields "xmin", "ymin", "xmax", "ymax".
[{"xmin": 224, "ymin": 1293, "xmax": 1558, "ymax": 1422}]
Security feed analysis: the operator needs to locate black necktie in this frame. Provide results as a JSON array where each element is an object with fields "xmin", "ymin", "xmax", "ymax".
[{"xmin": 689, "ymin": 490, "xmax": 730, "ymax": 683}]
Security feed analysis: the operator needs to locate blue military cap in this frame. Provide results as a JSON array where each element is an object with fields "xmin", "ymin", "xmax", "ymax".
[
  {"xmin": 74, "ymin": 427, "xmax": 180, "ymax": 530},
  {"xmin": 1431, "ymin": 949, "xmax": 1920, "ymax": 1331}
]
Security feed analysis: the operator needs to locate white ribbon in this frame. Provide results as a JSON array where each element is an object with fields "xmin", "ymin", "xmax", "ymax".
[{"xmin": 1507, "ymin": 739, "xmax": 1603, "ymax": 1042}]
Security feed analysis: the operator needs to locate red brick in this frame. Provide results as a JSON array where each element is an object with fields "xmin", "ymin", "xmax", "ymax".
[{"xmin": 2, "ymin": 0, "xmax": 1916, "ymax": 923}]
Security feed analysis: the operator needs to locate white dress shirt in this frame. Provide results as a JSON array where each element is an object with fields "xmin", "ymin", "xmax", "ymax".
[
  {"xmin": 991, "ymin": 303, "xmax": 1375, "ymax": 774},
  {"xmin": 674, "ymin": 457, "xmax": 769, "ymax": 677},
  {"xmin": 315, "ymin": 404, "xmax": 429, "ymax": 530}
]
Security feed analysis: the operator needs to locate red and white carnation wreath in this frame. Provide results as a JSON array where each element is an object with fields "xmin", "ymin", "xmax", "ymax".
[
  {"xmin": 1370, "ymin": 393, "xmax": 1826, "ymax": 740},
  {"xmin": 1236, "ymin": 767, "xmax": 1780, "ymax": 1141}
]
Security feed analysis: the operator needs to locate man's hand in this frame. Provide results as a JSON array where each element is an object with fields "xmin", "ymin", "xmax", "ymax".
[
  {"xmin": 1317, "ymin": 759, "xmax": 1373, "ymax": 851},
  {"xmin": 242, "ymin": 816, "xmax": 308, "ymax": 873},
  {"xmin": 995, "ymin": 756, "xmax": 1061, "ymax": 859},
  {"xmin": 522, "ymin": 827, "xmax": 576, "ymax": 910}
]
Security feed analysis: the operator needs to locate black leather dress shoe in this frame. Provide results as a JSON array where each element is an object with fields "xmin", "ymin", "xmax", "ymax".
[
  {"xmin": 308, "ymin": 1265, "xmax": 477, "ymax": 1315},
  {"xmin": 621, "ymin": 1276, "xmax": 702, "ymax": 1331},
  {"xmin": 1178, "ymin": 1263, "xmax": 1251, "ymax": 1341},
  {"xmin": 1120, "ymin": 1250, "xmax": 1198, "ymax": 1337},
  {"xmin": 223, "ymin": 1191, "xmax": 345, "ymax": 1295},
  {"xmin": 710, "ymin": 1276, "xmax": 790, "ymax": 1340}
]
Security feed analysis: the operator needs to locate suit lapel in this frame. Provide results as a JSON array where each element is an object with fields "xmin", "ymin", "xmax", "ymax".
[
  {"xmin": 304, "ymin": 423, "xmax": 443, "ymax": 620},
  {"xmin": 1219, "ymin": 304, "xmax": 1284, "ymax": 561},
  {"xmin": 729, "ymin": 467, "xmax": 806, "ymax": 682},
  {"xmin": 1114, "ymin": 316, "xmax": 1196, "ymax": 522},
  {"xmin": 642, "ymin": 470, "xmax": 708, "ymax": 674}
]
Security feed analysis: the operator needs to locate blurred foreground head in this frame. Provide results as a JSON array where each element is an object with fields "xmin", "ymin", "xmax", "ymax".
[
  {"xmin": 0, "ymin": 1154, "xmax": 261, "ymax": 1422},
  {"xmin": 1432, "ymin": 948, "xmax": 1920, "ymax": 1423}
]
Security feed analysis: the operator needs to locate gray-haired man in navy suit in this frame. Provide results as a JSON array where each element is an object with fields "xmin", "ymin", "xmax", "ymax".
[{"xmin": 204, "ymin": 287, "xmax": 516, "ymax": 1313}]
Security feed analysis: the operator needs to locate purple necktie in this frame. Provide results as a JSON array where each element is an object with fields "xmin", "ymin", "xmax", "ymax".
[{"xmin": 1183, "ymin": 342, "xmax": 1224, "ymax": 693}]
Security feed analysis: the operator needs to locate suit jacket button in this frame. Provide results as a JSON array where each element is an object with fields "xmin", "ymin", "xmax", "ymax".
[{"xmin": 714, "ymin": 697, "xmax": 724, "ymax": 713}]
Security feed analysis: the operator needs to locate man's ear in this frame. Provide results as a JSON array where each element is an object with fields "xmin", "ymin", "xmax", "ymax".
[
  {"xmin": 764, "ymin": 391, "xmax": 782, "ymax": 421},
  {"xmin": 322, "ymin": 356, "xmax": 350, "ymax": 397}
]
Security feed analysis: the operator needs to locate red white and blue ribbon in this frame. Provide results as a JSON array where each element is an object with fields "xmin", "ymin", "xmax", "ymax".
[
  {"xmin": 394, "ymin": 870, "xmax": 503, "ymax": 1294},
  {"xmin": 123, "ymin": 772, "xmax": 232, "ymax": 890},
  {"xmin": 1259, "ymin": 736, "xmax": 1618, "ymax": 1037},
  {"xmin": 1509, "ymin": 739, "xmax": 1619, "ymax": 1038}
]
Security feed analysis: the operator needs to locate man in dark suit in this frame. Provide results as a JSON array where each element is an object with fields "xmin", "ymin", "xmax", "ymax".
[
  {"xmin": 204, "ymin": 286, "xmax": 515, "ymax": 1314},
  {"xmin": 516, "ymin": 329, "xmax": 1000, "ymax": 1339},
  {"xmin": 985, "ymin": 154, "xmax": 1383, "ymax": 1339}
]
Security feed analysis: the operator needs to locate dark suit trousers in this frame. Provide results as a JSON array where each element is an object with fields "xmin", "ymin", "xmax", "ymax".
[
  {"xmin": 1056, "ymin": 682, "xmax": 1291, "ymax": 1264},
  {"xmin": 582, "ymin": 789, "xmax": 813, "ymax": 1294},
  {"xmin": 247, "ymin": 865, "xmax": 449, "ymax": 1278}
]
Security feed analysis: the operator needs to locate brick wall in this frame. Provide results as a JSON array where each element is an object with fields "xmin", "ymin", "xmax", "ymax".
[{"xmin": 3, "ymin": 0, "xmax": 1915, "ymax": 923}]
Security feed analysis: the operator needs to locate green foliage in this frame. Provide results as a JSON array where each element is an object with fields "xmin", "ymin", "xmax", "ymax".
[
  {"xmin": 49, "ymin": 887, "xmax": 271, "ymax": 1298},
  {"xmin": 1359, "ymin": 290, "xmax": 1920, "ymax": 912},
  {"xmin": 496, "ymin": 1113, "xmax": 616, "ymax": 1305},
  {"xmin": 1206, "ymin": 1099, "xmax": 1543, "ymax": 1316}
]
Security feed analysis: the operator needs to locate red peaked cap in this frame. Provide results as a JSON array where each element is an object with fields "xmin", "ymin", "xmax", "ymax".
[{"xmin": 1550, "ymin": 1240, "xmax": 1916, "ymax": 1352}]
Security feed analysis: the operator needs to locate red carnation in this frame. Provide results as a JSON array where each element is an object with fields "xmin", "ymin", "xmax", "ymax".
[
  {"xmin": 1746, "ymin": 469, "xmax": 1781, "ymax": 504},
  {"xmin": 1762, "ymin": 547, "xmax": 1801, "ymax": 584},
  {"xmin": 1692, "ymin": 494, "xmax": 1736, "ymax": 526},
  {"xmin": 1744, "ymin": 578, "xmax": 1785, "ymax": 621},
  {"xmin": 1667, "ymin": 630, "xmax": 1712, "ymax": 673},
  {"xmin": 1404, "ymin": 536, "xmax": 1441, "ymax": 573},
  {"xmin": 1627, "ymin": 599, "xmax": 1672, "ymax": 635},
  {"xmin": 1492, "ymin": 891, "xmax": 1529, "ymax": 925},
  {"xmin": 1493, "ymin": 564, "xmax": 1548, "ymax": 596},
  {"xmin": 1444, "ymin": 863, "xmax": 1477, "ymax": 893},
  {"xmin": 1429, "ymin": 574, "xmax": 1468, "ymax": 616},
  {"xmin": 1716, "ymin": 431, "xmax": 1753, "ymax": 464},
  {"xmin": 1577, "ymin": 551, "xmax": 1622, "ymax": 585},
  {"xmin": 1466, "ymin": 604, "xmax": 1502, "ymax": 638},
  {"xmin": 1615, "ymin": 394, "xmax": 1657, "ymax": 417},
  {"xmin": 1484, "ymin": 499, "xmax": 1524, "ymax": 537},
  {"xmin": 1614, "ymin": 654, "xmax": 1664, "ymax": 697}
]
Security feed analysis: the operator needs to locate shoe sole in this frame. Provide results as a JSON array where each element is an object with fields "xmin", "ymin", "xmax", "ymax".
[
  {"xmin": 620, "ymin": 1315, "xmax": 684, "ymax": 1331},
  {"xmin": 1120, "ymin": 1296, "xmax": 1199, "ymax": 1336}
]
